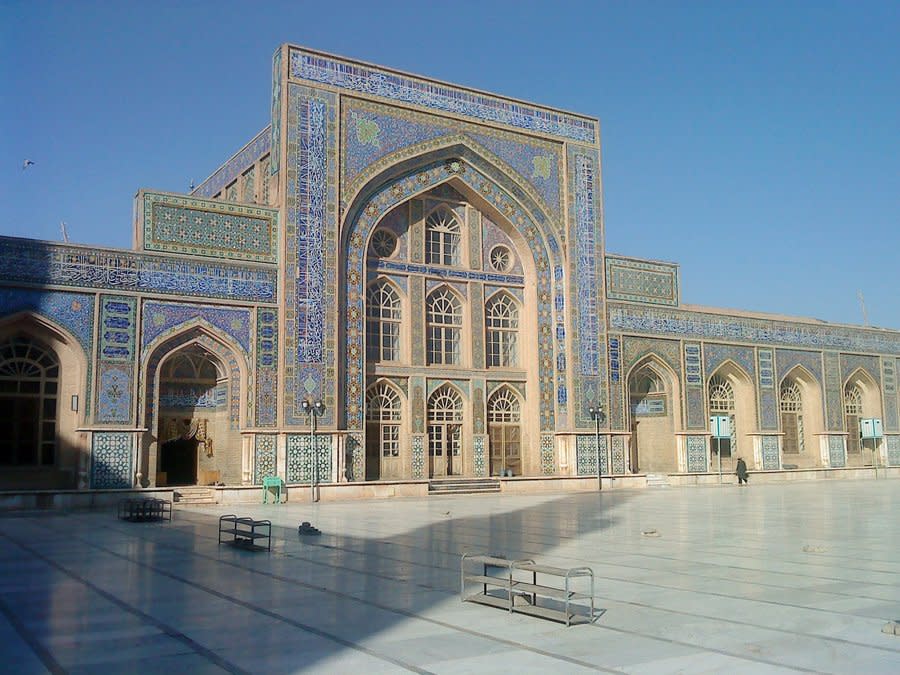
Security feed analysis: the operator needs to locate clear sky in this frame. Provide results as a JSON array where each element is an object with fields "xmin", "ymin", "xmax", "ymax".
[{"xmin": 1, "ymin": 1, "xmax": 898, "ymax": 328}]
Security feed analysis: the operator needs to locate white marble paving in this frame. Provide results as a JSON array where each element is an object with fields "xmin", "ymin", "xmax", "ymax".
[{"xmin": 0, "ymin": 479, "xmax": 898, "ymax": 673}]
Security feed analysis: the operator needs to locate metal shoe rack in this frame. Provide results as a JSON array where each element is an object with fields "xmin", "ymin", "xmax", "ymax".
[{"xmin": 460, "ymin": 553, "xmax": 595, "ymax": 626}]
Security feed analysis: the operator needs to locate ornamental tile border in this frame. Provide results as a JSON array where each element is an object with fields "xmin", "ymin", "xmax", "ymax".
[
  {"xmin": 192, "ymin": 126, "xmax": 272, "ymax": 198},
  {"xmin": 256, "ymin": 308, "xmax": 278, "ymax": 427},
  {"xmin": 284, "ymin": 84, "xmax": 338, "ymax": 426},
  {"xmin": 609, "ymin": 304, "xmax": 900, "ymax": 355},
  {"xmin": 291, "ymin": 48, "xmax": 597, "ymax": 143},
  {"xmin": 141, "ymin": 191, "xmax": 278, "ymax": 263},
  {"xmin": 270, "ymin": 48, "xmax": 282, "ymax": 175},
  {"xmin": 775, "ymin": 349, "xmax": 823, "ymax": 385},
  {"xmin": 886, "ymin": 435, "xmax": 900, "ymax": 466},
  {"xmin": 686, "ymin": 435, "xmax": 708, "ymax": 472},
  {"xmin": 761, "ymin": 435, "xmax": 780, "ymax": 470},
  {"xmin": 828, "ymin": 435, "xmax": 846, "ymax": 467},
  {"xmin": 286, "ymin": 434, "xmax": 332, "ymax": 483},
  {"xmin": 0, "ymin": 237, "xmax": 276, "ymax": 303},
  {"xmin": 576, "ymin": 434, "xmax": 608, "ymax": 475}
]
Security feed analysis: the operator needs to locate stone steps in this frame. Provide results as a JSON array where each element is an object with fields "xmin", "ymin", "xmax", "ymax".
[
  {"xmin": 429, "ymin": 478, "xmax": 501, "ymax": 495},
  {"xmin": 173, "ymin": 487, "xmax": 216, "ymax": 505},
  {"xmin": 645, "ymin": 473, "xmax": 670, "ymax": 488}
]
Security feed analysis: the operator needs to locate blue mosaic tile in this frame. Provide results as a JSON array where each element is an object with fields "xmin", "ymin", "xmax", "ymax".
[
  {"xmin": 761, "ymin": 435, "xmax": 780, "ymax": 470},
  {"xmin": 887, "ymin": 435, "xmax": 900, "ymax": 466},
  {"xmin": 686, "ymin": 435, "xmax": 708, "ymax": 472},
  {"xmin": 0, "ymin": 237, "xmax": 276, "ymax": 303},
  {"xmin": 142, "ymin": 301, "xmax": 251, "ymax": 353},
  {"xmin": 192, "ymin": 126, "xmax": 271, "ymax": 198},
  {"xmin": 254, "ymin": 435, "xmax": 277, "ymax": 484},
  {"xmin": 828, "ymin": 435, "xmax": 846, "ymax": 467},
  {"xmin": 292, "ymin": 48, "xmax": 596, "ymax": 143},
  {"xmin": 606, "ymin": 256, "xmax": 679, "ymax": 307},
  {"xmin": 97, "ymin": 363, "xmax": 133, "ymax": 423},
  {"xmin": 142, "ymin": 192, "xmax": 278, "ymax": 263},
  {"xmin": 91, "ymin": 432, "xmax": 132, "ymax": 488},
  {"xmin": 286, "ymin": 434, "xmax": 331, "ymax": 483}
]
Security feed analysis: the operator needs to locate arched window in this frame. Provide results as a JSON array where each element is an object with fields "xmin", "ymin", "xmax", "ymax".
[
  {"xmin": 488, "ymin": 388, "xmax": 521, "ymax": 476},
  {"xmin": 629, "ymin": 365, "xmax": 666, "ymax": 416},
  {"xmin": 425, "ymin": 206, "xmax": 461, "ymax": 266},
  {"xmin": 366, "ymin": 383, "xmax": 401, "ymax": 459},
  {"xmin": 781, "ymin": 380, "xmax": 805, "ymax": 455},
  {"xmin": 844, "ymin": 385, "xmax": 863, "ymax": 454},
  {"xmin": 366, "ymin": 281, "xmax": 402, "ymax": 362},
  {"xmin": 427, "ymin": 288, "xmax": 462, "ymax": 365},
  {"xmin": 708, "ymin": 374, "xmax": 736, "ymax": 457},
  {"xmin": 0, "ymin": 336, "xmax": 59, "ymax": 466},
  {"xmin": 485, "ymin": 293, "xmax": 519, "ymax": 367},
  {"xmin": 780, "ymin": 381, "xmax": 804, "ymax": 454},
  {"xmin": 428, "ymin": 386, "xmax": 463, "ymax": 476}
]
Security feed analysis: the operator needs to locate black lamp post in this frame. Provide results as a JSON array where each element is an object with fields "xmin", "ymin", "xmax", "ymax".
[
  {"xmin": 301, "ymin": 399, "xmax": 326, "ymax": 502},
  {"xmin": 588, "ymin": 403, "xmax": 605, "ymax": 491}
]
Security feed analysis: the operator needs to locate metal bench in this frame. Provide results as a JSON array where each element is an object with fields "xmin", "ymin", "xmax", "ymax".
[{"xmin": 218, "ymin": 515, "xmax": 272, "ymax": 551}]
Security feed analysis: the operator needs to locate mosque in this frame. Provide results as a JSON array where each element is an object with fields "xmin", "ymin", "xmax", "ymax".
[{"xmin": 2, "ymin": 45, "xmax": 898, "ymax": 498}]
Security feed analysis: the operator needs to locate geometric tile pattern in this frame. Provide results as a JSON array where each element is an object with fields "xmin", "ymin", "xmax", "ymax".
[
  {"xmin": 686, "ymin": 387, "xmax": 707, "ymax": 430},
  {"xmin": 759, "ymin": 388, "xmax": 779, "ymax": 431},
  {"xmin": 191, "ymin": 127, "xmax": 271, "ymax": 199},
  {"xmin": 141, "ymin": 192, "xmax": 278, "ymax": 263},
  {"xmin": 775, "ymin": 349, "xmax": 823, "ymax": 384},
  {"xmin": 91, "ymin": 431, "xmax": 132, "ymax": 488},
  {"xmin": 411, "ymin": 434, "xmax": 426, "ymax": 479},
  {"xmin": 255, "ymin": 308, "xmax": 278, "ymax": 427},
  {"xmin": 757, "ymin": 349, "xmax": 774, "ymax": 388},
  {"xmin": 605, "ymin": 255, "xmax": 679, "ymax": 306},
  {"xmin": 253, "ymin": 435, "xmax": 277, "ymax": 485},
  {"xmin": 684, "ymin": 343, "xmax": 703, "ymax": 385},
  {"xmin": 286, "ymin": 434, "xmax": 331, "ymax": 484},
  {"xmin": 0, "ymin": 237, "xmax": 276, "ymax": 303},
  {"xmin": 887, "ymin": 435, "xmax": 900, "ymax": 467},
  {"xmin": 97, "ymin": 363, "xmax": 133, "ymax": 424},
  {"xmin": 686, "ymin": 435, "xmax": 708, "ymax": 473},
  {"xmin": 608, "ymin": 336, "xmax": 620, "ymax": 383},
  {"xmin": 141, "ymin": 301, "xmax": 251, "ymax": 354},
  {"xmin": 574, "ymin": 153, "xmax": 600, "ymax": 377},
  {"xmin": 611, "ymin": 436, "xmax": 626, "ymax": 474},
  {"xmin": 828, "ymin": 435, "xmax": 846, "ymax": 468},
  {"xmin": 292, "ymin": 48, "xmax": 596, "ymax": 143},
  {"xmin": 473, "ymin": 436, "xmax": 486, "ymax": 477},
  {"xmin": 609, "ymin": 303, "xmax": 900, "ymax": 355},
  {"xmin": 540, "ymin": 433, "xmax": 555, "ymax": 475},
  {"xmin": 761, "ymin": 435, "xmax": 780, "ymax": 470},
  {"xmin": 576, "ymin": 434, "xmax": 608, "ymax": 475}
]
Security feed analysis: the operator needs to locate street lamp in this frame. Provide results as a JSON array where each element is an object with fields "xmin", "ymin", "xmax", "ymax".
[
  {"xmin": 301, "ymin": 399, "xmax": 326, "ymax": 502},
  {"xmin": 588, "ymin": 403, "xmax": 605, "ymax": 491}
]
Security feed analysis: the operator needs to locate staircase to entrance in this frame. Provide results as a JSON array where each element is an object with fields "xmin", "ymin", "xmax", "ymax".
[
  {"xmin": 428, "ymin": 477, "xmax": 501, "ymax": 495},
  {"xmin": 173, "ymin": 486, "xmax": 216, "ymax": 505}
]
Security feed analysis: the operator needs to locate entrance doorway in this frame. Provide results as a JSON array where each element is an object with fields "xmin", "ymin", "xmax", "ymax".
[
  {"xmin": 158, "ymin": 435, "xmax": 198, "ymax": 486},
  {"xmin": 428, "ymin": 386, "xmax": 463, "ymax": 478}
]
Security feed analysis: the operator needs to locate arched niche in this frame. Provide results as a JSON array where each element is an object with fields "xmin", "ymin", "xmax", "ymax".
[
  {"xmin": 626, "ymin": 355, "xmax": 682, "ymax": 474},
  {"xmin": 779, "ymin": 365, "xmax": 825, "ymax": 468},
  {"xmin": 707, "ymin": 360, "xmax": 757, "ymax": 470}
]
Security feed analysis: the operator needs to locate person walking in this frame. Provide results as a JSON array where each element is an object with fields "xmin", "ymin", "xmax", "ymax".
[{"xmin": 735, "ymin": 457, "xmax": 749, "ymax": 486}]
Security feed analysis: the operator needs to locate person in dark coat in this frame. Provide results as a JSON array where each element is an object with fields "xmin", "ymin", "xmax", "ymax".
[{"xmin": 735, "ymin": 457, "xmax": 749, "ymax": 486}]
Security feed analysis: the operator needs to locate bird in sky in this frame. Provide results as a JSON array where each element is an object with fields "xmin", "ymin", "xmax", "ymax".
[{"xmin": 22, "ymin": 159, "xmax": 35, "ymax": 171}]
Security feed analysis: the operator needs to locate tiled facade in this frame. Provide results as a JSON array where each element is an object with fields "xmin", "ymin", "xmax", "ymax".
[{"xmin": 1, "ymin": 43, "xmax": 898, "ymax": 493}]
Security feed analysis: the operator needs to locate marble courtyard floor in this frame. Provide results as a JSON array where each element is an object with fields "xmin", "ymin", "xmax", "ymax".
[{"xmin": 1, "ymin": 480, "xmax": 898, "ymax": 674}]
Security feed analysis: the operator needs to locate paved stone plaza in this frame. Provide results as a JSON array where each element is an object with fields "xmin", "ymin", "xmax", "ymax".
[{"xmin": 1, "ymin": 480, "xmax": 898, "ymax": 674}]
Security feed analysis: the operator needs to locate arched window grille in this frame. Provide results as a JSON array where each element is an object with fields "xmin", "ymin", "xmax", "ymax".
[
  {"xmin": 485, "ymin": 293, "xmax": 519, "ymax": 367},
  {"xmin": 366, "ymin": 383, "xmax": 401, "ymax": 458},
  {"xmin": 366, "ymin": 281, "xmax": 402, "ymax": 362},
  {"xmin": 780, "ymin": 381, "xmax": 804, "ymax": 454},
  {"xmin": 427, "ymin": 288, "xmax": 462, "ymax": 365},
  {"xmin": 629, "ymin": 365, "xmax": 666, "ymax": 416},
  {"xmin": 708, "ymin": 374, "xmax": 736, "ymax": 457},
  {"xmin": 0, "ymin": 336, "xmax": 59, "ymax": 466},
  {"xmin": 425, "ymin": 206, "xmax": 461, "ymax": 266},
  {"xmin": 488, "ymin": 388, "xmax": 521, "ymax": 475},
  {"xmin": 844, "ymin": 385, "xmax": 863, "ymax": 454}
]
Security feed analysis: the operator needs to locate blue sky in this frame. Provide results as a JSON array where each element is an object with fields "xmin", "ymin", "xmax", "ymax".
[{"xmin": 1, "ymin": 1, "xmax": 898, "ymax": 327}]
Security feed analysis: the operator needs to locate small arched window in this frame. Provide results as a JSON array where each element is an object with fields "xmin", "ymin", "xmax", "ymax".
[
  {"xmin": 780, "ymin": 380, "xmax": 804, "ymax": 454},
  {"xmin": 485, "ymin": 293, "xmax": 519, "ymax": 367},
  {"xmin": 708, "ymin": 375, "xmax": 735, "ymax": 413},
  {"xmin": 366, "ymin": 383, "xmax": 402, "ymax": 458},
  {"xmin": 425, "ymin": 206, "xmax": 461, "ymax": 266},
  {"xmin": 844, "ymin": 385, "xmax": 863, "ymax": 454}
]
